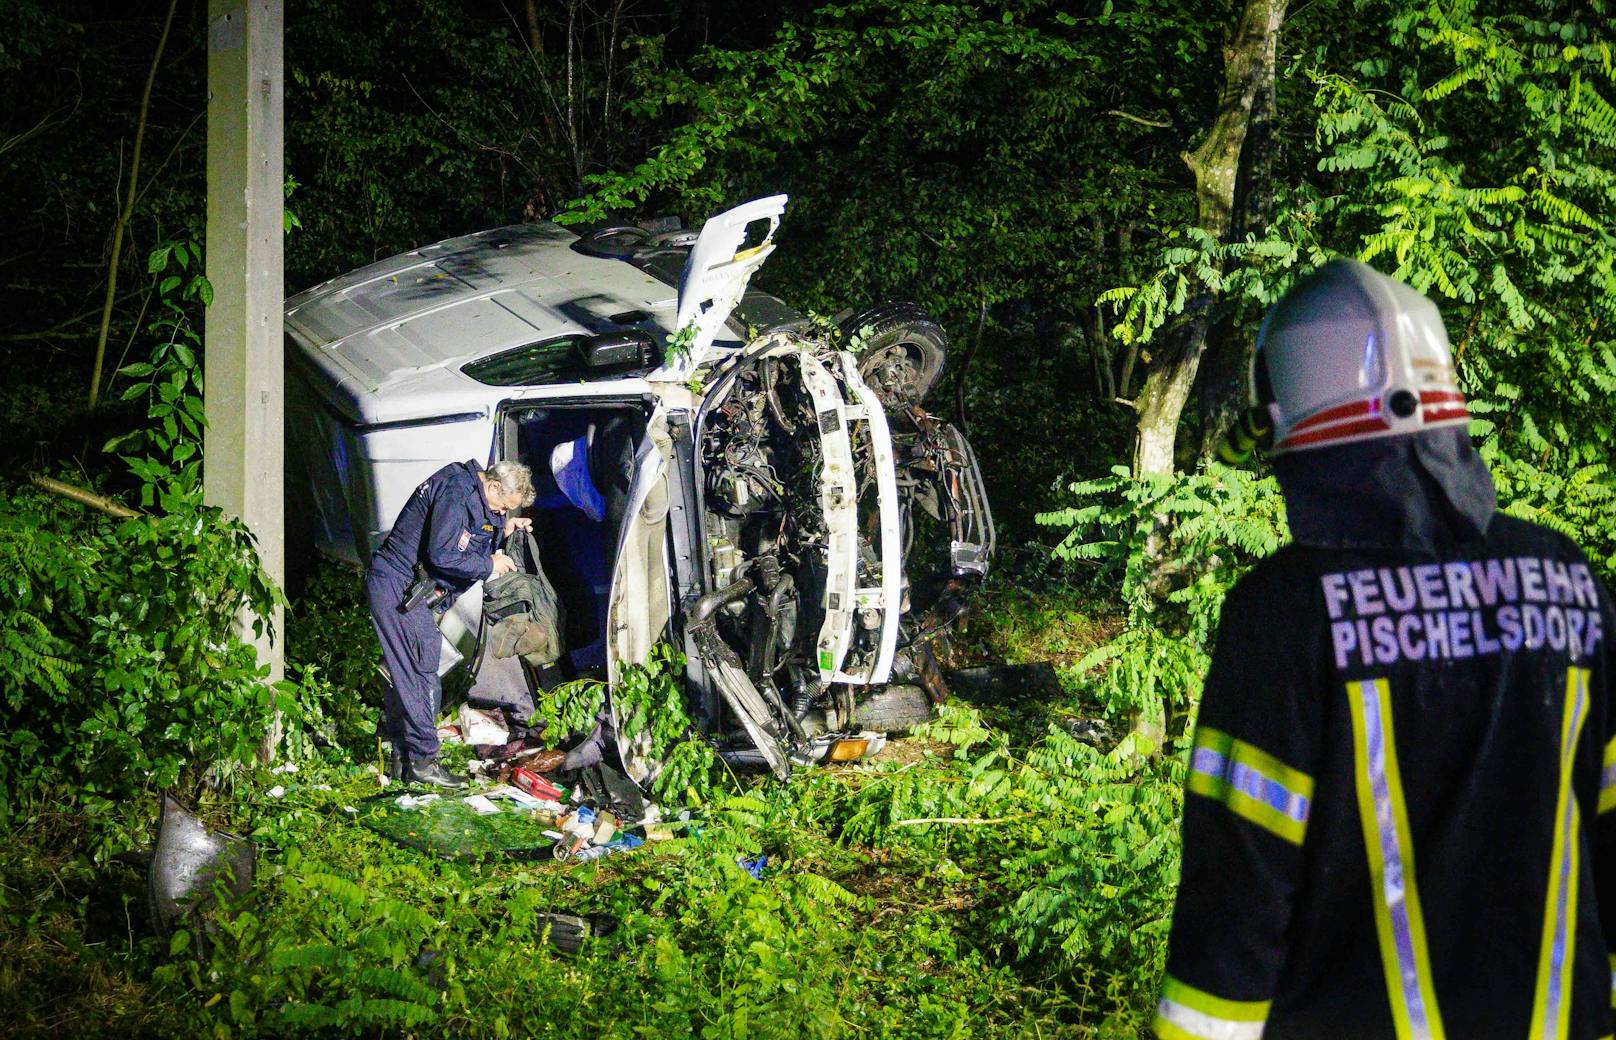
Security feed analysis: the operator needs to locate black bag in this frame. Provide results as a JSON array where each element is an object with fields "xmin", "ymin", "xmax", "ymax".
[{"xmin": 483, "ymin": 528, "xmax": 565, "ymax": 667}]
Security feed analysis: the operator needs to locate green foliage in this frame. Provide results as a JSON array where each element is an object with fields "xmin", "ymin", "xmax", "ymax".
[
  {"xmin": 538, "ymin": 645, "xmax": 720, "ymax": 807},
  {"xmin": 118, "ymin": 751, "xmax": 1086, "ymax": 1040},
  {"xmin": 1038, "ymin": 465, "xmax": 1288, "ymax": 724},
  {"xmin": 1096, "ymin": 228, "xmax": 1311, "ymax": 348},
  {"xmin": 105, "ymin": 241, "xmax": 211, "ymax": 511},
  {"xmin": 282, "ymin": 561, "xmax": 383, "ymax": 758},
  {"xmin": 1002, "ymin": 730, "xmax": 1182, "ymax": 1012},
  {"xmin": 1303, "ymin": 4, "xmax": 1616, "ymax": 565},
  {"xmin": 0, "ymin": 484, "xmax": 281, "ymax": 837},
  {"xmin": 0, "ymin": 244, "xmax": 282, "ymax": 839}
]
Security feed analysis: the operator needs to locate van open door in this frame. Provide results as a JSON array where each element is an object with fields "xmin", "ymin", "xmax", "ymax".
[{"xmin": 603, "ymin": 408, "xmax": 676, "ymax": 786}]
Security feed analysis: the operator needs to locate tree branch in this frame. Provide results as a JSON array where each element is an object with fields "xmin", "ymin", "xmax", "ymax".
[
  {"xmin": 89, "ymin": 0, "xmax": 178, "ymax": 410},
  {"xmin": 30, "ymin": 476, "xmax": 141, "ymax": 519},
  {"xmin": 892, "ymin": 815, "xmax": 1029, "ymax": 827},
  {"xmin": 1106, "ymin": 109, "xmax": 1173, "ymax": 128}
]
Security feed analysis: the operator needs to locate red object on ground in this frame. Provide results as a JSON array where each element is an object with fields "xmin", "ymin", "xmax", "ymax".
[{"xmin": 512, "ymin": 767, "xmax": 561, "ymax": 801}]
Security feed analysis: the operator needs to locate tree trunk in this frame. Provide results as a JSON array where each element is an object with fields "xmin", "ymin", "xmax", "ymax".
[
  {"xmin": 1128, "ymin": 0, "xmax": 1288, "ymax": 754},
  {"xmin": 1132, "ymin": 0, "xmax": 1288, "ymax": 477},
  {"xmin": 1198, "ymin": 0, "xmax": 1285, "ymax": 461}
]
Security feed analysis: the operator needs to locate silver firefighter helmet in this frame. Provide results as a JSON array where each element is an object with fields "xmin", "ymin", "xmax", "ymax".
[{"xmin": 1255, "ymin": 259, "xmax": 1469, "ymax": 454}]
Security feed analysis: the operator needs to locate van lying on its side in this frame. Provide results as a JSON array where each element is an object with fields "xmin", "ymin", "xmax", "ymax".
[{"xmin": 284, "ymin": 197, "xmax": 993, "ymax": 782}]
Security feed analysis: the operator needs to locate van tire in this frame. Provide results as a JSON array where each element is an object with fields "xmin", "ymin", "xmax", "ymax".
[
  {"xmin": 841, "ymin": 304, "xmax": 948, "ymax": 408},
  {"xmin": 852, "ymin": 683, "xmax": 935, "ymax": 735}
]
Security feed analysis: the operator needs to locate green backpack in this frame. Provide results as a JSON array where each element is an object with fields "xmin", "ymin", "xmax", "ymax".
[{"xmin": 482, "ymin": 528, "xmax": 565, "ymax": 667}]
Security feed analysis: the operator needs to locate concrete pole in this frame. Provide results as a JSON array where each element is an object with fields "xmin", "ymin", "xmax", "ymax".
[{"xmin": 204, "ymin": 1, "xmax": 285, "ymax": 701}]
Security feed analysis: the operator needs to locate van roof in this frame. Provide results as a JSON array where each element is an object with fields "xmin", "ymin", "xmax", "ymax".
[{"xmin": 284, "ymin": 222, "xmax": 685, "ymax": 425}]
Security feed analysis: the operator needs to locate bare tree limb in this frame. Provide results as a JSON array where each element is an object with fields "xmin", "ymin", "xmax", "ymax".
[
  {"xmin": 89, "ymin": 0, "xmax": 178, "ymax": 410},
  {"xmin": 2, "ymin": 288, "xmax": 145, "ymax": 343},
  {"xmin": 1106, "ymin": 108, "xmax": 1173, "ymax": 128},
  {"xmin": 30, "ymin": 476, "xmax": 141, "ymax": 519},
  {"xmin": 892, "ymin": 815, "xmax": 1029, "ymax": 827}
]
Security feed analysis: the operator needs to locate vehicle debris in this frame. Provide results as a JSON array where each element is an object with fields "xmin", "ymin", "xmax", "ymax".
[
  {"xmin": 352, "ymin": 762, "xmax": 663, "ymax": 864},
  {"xmin": 148, "ymin": 796, "xmax": 256, "ymax": 948},
  {"xmin": 534, "ymin": 911, "xmax": 618, "ymax": 956}
]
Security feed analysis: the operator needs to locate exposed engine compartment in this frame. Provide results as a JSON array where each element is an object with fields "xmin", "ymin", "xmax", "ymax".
[{"xmin": 687, "ymin": 334, "xmax": 994, "ymax": 776}]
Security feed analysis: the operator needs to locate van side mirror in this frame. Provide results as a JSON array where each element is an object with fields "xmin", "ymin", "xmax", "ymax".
[{"xmin": 580, "ymin": 331, "xmax": 657, "ymax": 369}]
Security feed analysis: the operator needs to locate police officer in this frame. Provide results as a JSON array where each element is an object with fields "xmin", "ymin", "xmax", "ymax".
[
  {"xmin": 366, "ymin": 459, "xmax": 535, "ymax": 788},
  {"xmin": 1156, "ymin": 261, "xmax": 1615, "ymax": 1039}
]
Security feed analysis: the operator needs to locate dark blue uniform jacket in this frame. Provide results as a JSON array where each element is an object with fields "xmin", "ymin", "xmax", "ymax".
[{"xmin": 369, "ymin": 460, "xmax": 500, "ymax": 595}]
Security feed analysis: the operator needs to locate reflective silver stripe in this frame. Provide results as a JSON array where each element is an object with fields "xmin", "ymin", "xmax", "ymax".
[
  {"xmin": 1189, "ymin": 747, "xmax": 1310, "ymax": 825},
  {"xmin": 1356, "ymin": 680, "xmax": 1439, "ymax": 1040},
  {"xmin": 1155, "ymin": 998, "xmax": 1266, "ymax": 1040},
  {"xmin": 1536, "ymin": 670, "xmax": 1588, "ymax": 1038}
]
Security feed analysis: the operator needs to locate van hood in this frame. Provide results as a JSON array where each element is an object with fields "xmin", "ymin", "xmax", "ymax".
[{"xmin": 1271, "ymin": 426, "xmax": 1496, "ymax": 552}]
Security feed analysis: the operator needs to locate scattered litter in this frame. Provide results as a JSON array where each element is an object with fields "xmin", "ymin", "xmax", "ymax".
[
  {"xmin": 485, "ymin": 784, "xmax": 543, "ymax": 809},
  {"xmin": 348, "ymin": 761, "xmax": 657, "ymax": 862},
  {"xmin": 267, "ymin": 785, "xmax": 287, "ymax": 799},
  {"xmin": 1059, "ymin": 715, "xmax": 1114, "ymax": 749},
  {"xmin": 560, "ymin": 833, "xmax": 643, "ymax": 863},
  {"xmin": 463, "ymin": 794, "xmax": 502, "ymax": 815},
  {"xmin": 593, "ymin": 811, "xmax": 619, "ymax": 846},
  {"xmin": 436, "ymin": 723, "xmax": 463, "ymax": 743},
  {"xmin": 342, "ymin": 805, "xmax": 358, "ymax": 814},
  {"xmin": 458, "ymin": 705, "xmax": 509, "ymax": 746},
  {"xmin": 738, "ymin": 854, "xmax": 768, "ymax": 880},
  {"xmin": 270, "ymin": 763, "xmax": 299, "ymax": 775},
  {"xmin": 511, "ymin": 766, "xmax": 563, "ymax": 801},
  {"xmin": 827, "ymin": 731, "xmax": 888, "ymax": 762}
]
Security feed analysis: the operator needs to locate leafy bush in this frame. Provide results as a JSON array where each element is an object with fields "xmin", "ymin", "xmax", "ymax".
[
  {"xmin": 1037, "ymin": 464, "xmax": 1288, "ymax": 731},
  {"xmin": 0, "ymin": 243, "xmax": 283, "ymax": 837},
  {"xmin": 533, "ymin": 643, "xmax": 719, "ymax": 806},
  {"xmin": 0, "ymin": 487, "xmax": 281, "ymax": 834}
]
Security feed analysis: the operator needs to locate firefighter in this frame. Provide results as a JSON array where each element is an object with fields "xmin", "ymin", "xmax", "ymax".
[
  {"xmin": 365, "ymin": 459, "xmax": 535, "ymax": 788},
  {"xmin": 1156, "ymin": 260, "xmax": 1615, "ymax": 1040}
]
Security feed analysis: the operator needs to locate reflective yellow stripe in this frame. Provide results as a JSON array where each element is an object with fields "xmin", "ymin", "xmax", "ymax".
[
  {"xmin": 1154, "ymin": 975, "xmax": 1270, "ymax": 1040},
  {"xmin": 1599, "ymin": 732, "xmax": 1616, "ymax": 816},
  {"xmin": 1187, "ymin": 726, "xmax": 1314, "ymax": 845},
  {"xmin": 1346, "ymin": 678, "xmax": 1447, "ymax": 1040},
  {"xmin": 1609, "ymin": 954, "xmax": 1615, "ymax": 1009},
  {"xmin": 1530, "ymin": 668, "xmax": 1590, "ymax": 1040}
]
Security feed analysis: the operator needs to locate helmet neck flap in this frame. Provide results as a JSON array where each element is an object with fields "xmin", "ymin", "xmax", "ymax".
[{"xmin": 1272, "ymin": 424, "xmax": 1496, "ymax": 552}]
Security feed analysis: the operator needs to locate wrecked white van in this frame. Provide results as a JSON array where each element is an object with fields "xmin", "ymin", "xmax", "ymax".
[{"xmin": 284, "ymin": 197, "xmax": 993, "ymax": 780}]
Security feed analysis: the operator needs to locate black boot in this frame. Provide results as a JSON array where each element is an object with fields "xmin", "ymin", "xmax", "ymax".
[{"xmin": 405, "ymin": 758, "xmax": 468, "ymax": 789}]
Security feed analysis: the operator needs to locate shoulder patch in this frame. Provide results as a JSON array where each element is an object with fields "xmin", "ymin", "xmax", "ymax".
[
  {"xmin": 457, "ymin": 529, "xmax": 471, "ymax": 551},
  {"xmin": 482, "ymin": 524, "xmax": 495, "ymax": 532}
]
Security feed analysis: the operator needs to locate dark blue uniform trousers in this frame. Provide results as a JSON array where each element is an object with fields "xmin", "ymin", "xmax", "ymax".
[{"xmin": 365, "ymin": 569, "xmax": 444, "ymax": 760}]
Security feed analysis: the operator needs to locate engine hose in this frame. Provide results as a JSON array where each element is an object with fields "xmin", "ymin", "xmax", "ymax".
[
  {"xmin": 688, "ymin": 575, "xmax": 756, "ymax": 629},
  {"xmin": 762, "ymin": 357, "xmax": 795, "ymax": 433}
]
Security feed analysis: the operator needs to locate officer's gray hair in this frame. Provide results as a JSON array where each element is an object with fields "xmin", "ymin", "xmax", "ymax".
[{"xmin": 486, "ymin": 460, "xmax": 536, "ymax": 508}]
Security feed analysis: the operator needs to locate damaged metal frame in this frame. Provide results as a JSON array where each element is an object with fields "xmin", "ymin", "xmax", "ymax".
[{"xmin": 284, "ymin": 194, "xmax": 994, "ymax": 790}]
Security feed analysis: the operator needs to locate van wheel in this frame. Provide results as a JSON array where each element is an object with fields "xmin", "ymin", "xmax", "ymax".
[
  {"xmin": 841, "ymin": 304, "xmax": 947, "ymax": 408},
  {"xmin": 852, "ymin": 684, "xmax": 935, "ymax": 735}
]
